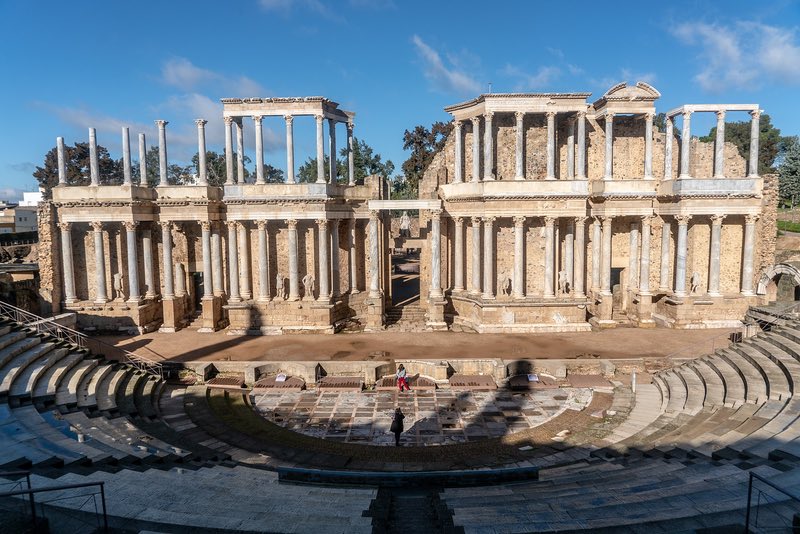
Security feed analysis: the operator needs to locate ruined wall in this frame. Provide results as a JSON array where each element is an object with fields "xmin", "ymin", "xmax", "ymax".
[{"xmin": 37, "ymin": 201, "xmax": 60, "ymax": 315}]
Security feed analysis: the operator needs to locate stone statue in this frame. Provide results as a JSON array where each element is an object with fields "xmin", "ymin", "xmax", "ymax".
[
  {"xmin": 276, "ymin": 273, "xmax": 286, "ymax": 300},
  {"xmin": 399, "ymin": 211, "xmax": 411, "ymax": 237},
  {"xmin": 302, "ymin": 274, "xmax": 315, "ymax": 300},
  {"xmin": 691, "ymin": 272, "xmax": 702, "ymax": 294},
  {"xmin": 501, "ymin": 276, "xmax": 512, "ymax": 297},
  {"xmin": 113, "ymin": 272, "xmax": 125, "ymax": 301},
  {"xmin": 558, "ymin": 270, "xmax": 569, "ymax": 295}
]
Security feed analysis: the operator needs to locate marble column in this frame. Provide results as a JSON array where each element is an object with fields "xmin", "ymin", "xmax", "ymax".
[
  {"xmin": 349, "ymin": 219, "xmax": 359, "ymax": 293},
  {"xmin": 628, "ymin": 222, "xmax": 639, "ymax": 288},
  {"xmin": 603, "ymin": 114, "xmax": 614, "ymax": 181},
  {"xmin": 664, "ymin": 117, "xmax": 674, "ymax": 180},
  {"xmin": 749, "ymin": 110, "xmax": 761, "ymax": 177},
  {"xmin": 57, "ymin": 137, "xmax": 67, "ymax": 185},
  {"xmin": 347, "ymin": 120, "xmax": 355, "ymax": 186},
  {"xmin": 317, "ymin": 219, "xmax": 330, "ymax": 302},
  {"xmin": 454, "ymin": 121, "xmax": 464, "ymax": 183},
  {"xmin": 567, "ymin": 118, "xmax": 575, "ymax": 179},
  {"xmin": 544, "ymin": 217, "xmax": 556, "ymax": 297},
  {"xmin": 196, "ymin": 119, "xmax": 208, "ymax": 186},
  {"xmin": 235, "ymin": 119, "xmax": 244, "ymax": 183},
  {"xmin": 239, "ymin": 223, "xmax": 252, "ymax": 300},
  {"xmin": 470, "ymin": 217, "xmax": 482, "ymax": 295},
  {"xmin": 201, "ymin": 222, "xmax": 213, "ymax": 299},
  {"xmin": 482, "ymin": 217, "xmax": 495, "ymax": 299},
  {"xmin": 546, "ymin": 112, "xmax": 557, "ymax": 180},
  {"xmin": 659, "ymin": 219, "xmax": 672, "ymax": 292},
  {"xmin": 315, "ymin": 115, "xmax": 326, "ymax": 184},
  {"xmin": 160, "ymin": 222, "xmax": 174, "ymax": 299},
  {"xmin": 454, "ymin": 217, "xmax": 465, "ymax": 291},
  {"xmin": 679, "ymin": 112, "xmax": 692, "ymax": 179},
  {"xmin": 122, "ymin": 127, "xmax": 132, "ymax": 185},
  {"xmin": 91, "ymin": 222, "xmax": 108, "ymax": 303},
  {"xmin": 577, "ymin": 111, "xmax": 587, "ymax": 179},
  {"xmin": 515, "ymin": 112, "xmax": 525, "ymax": 180},
  {"xmin": 138, "ymin": 134, "xmax": 147, "ymax": 185},
  {"xmin": 644, "ymin": 113, "xmax": 654, "ymax": 180},
  {"xmin": 430, "ymin": 210, "xmax": 443, "ymax": 299},
  {"xmin": 285, "ymin": 115, "xmax": 296, "ymax": 184},
  {"xmin": 565, "ymin": 219, "xmax": 574, "ymax": 290},
  {"xmin": 256, "ymin": 221, "xmax": 270, "ymax": 302},
  {"xmin": 513, "ymin": 216, "xmax": 525, "ymax": 299},
  {"xmin": 708, "ymin": 215, "xmax": 725, "ymax": 296},
  {"xmin": 59, "ymin": 223, "xmax": 77, "ymax": 304},
  {"xmin": 287, "ymin": 219, "xmax": 300, "ymax": 301},
  {"xmin": 741, "ymin": 215, "xmax": 759, "ymax": 295},
  {"xmin": 227, "ymin": 222, "xmax": 241, "ymax": 302},
  {"xmin": 471, "ymin": 117, "xmax": 480, "ymax": 183},
  {"xmin": 331, "ymin": 219, "xmax": 340, "ymax": 298},
  {"xmin": 483, "ymin": 113, "xmax": 494, "ymax": 180},
  {"xmin": 573, "ymin": 217, "xmax": 587, "ymax": 298},
  {"xmin": 368, "ymin": 211, "xmax": 381, "ymax": 298},
  {"xmin": 124, "ymin": 221, "xmax": 141, "ymax": 303},
  {"xmin": 328, "ymin": 119, "xmax": 337, "ymax": 183},
  {"xmin": 253, "ymin": 116, "xmax": 265, "ymax": 185},
  {"xmin": 224, "ymin": 117, "xmax": 235, "ymax": 185},
  {"xmin": 142, "ymin": 226, "xmax": 155, "ymax": 298},
  {"xmin": 211, "ymin": 224, "xmax": 223, "ymax": 297},
  {"xmin": 156, "ymin": 120, "xmax": 168, "ymax": 187},
  {"xmin": 601, "ymin": 216, "xmax": 613, "ymax": 295},
  {"xmin": 175, "ymin": 258, "xmax": 187, "ymax": 297},
  {"xmin": 639, "ymin": 217, "xmax": 652, "ymax": 294},
  {"xmin": 714, "ymin": 111, "xmax": 726, "ymax": 179},
  {"xmin": 674, "ymin": 215, "xmax": 691, "ymax": 297},
  {"xmin": 591, "ymin": 218, "xmax": 601, "ymax": 292},
  {"xmin": 89, "ymin": 128, "xmax": 100, "ymax": 186}
]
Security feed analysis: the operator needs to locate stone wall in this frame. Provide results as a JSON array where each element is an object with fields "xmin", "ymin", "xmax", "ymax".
[{"xmin": 37, "ymin": 201, "xmax": 60, "ymax": 316}]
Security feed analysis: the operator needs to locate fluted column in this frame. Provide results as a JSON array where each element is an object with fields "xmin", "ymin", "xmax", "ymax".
[
  {"xmin": 91, "ymin": 222, "xmax": 108, "ymax": 303},
  {"xmin": 679, "ymin": 111, "xmax": 692, "ymax": 179},
  {"xmin": 331, "ymin": 219, "xmax": 340, "ymax": 298},
  {"xmin": 454, "ymin": 121, "xmax": 463, "ymax": 183},
  {"xmin": 664, "ymin": 117, "xmax": 674, "ymax": 180},
  {"xmin": 285, "ymin": 115, "xmax": 295, "ymax": 184},
  {"xmin": 674, "ymin": 215, "xmax": 691, "ymax": 297},
  {"xmin": 138, "ymin": 134, "xmax": 147, "ymax": 185},
  {"xmin": 430, "ymin": 210, "xmax": 443, "ymax": 299},
  {"xmin": 513, "ymin": 216, "xmax": 525, "ymax": 299},
  {"xmin": 235, "ymin": 119, "xmax": 244, "ymax": 183},
  {"xmin": 315, "ymin": 115, "xmax": 326, "ymax": 184},
  {"xmin": 565, "ymin": 219, "xmax": 574, "ymax": 290},
  {"xmin": 253, "ymin": 116, "xmax": 265, "ymax": 184},
  {"xmin": 471, "ymin": 117, "xmax": 480, "ymax": 183},
  {"xmin": 577, "ymin": 111, "xmax": 587, "ymax": 179},
  {"xmin": 544, "ymin": 217, "xmax": 556, "ymax": 297},
  {"xmin": 160, "ymin": 222, "xmax": 174, "ymax": 299},
  {"xmin": 200, "ymin": 222, "xmax": 213, "ymax": 299},
  {"xmin": 287, "ymin": 219, "xmax": 300, "ymax": 301},
  {"xmin": 349, "ymin": 219, "xmax": 359, "ymax": 293},
  {"xmin": 644, "ymin": 113, "xmax": 654, "ymax": 180},
  {"xmin": 482, "ymin": 217, "xmax": 495, "ymax": 299},
  {"xmin": 211, "ymin": 223, "xmax": 223, "ymax": 297},
  {"xmin": 59, "ymin": 223, "xmax": 76, "ymax": 304},
  {"xmin": 659, "ymin": 219, "xmax": 671, "ymax": 292},
  {"xmin": 328, "ymin": 119, "xmax": 337, "ymax": 183},
  {"xmin": 591, "ymin": 218, "xmax": 601, "ymax": 293},
  {"xmin": 749, "ymin": 110, "xmax": 761, "ymax": 177},
  {"xmin": 224, "ymin": 117, "xmax": 235, "ymax": 185},
  {"xmin": 515, "ymin": 112, "xmax": 525, "ymax": 180},
  {"xmin": 317, "ymin": 219, "xmax": 330, "ymax": 302},
  {"xmin": 196, "ymin": 119, "xmax": 208, "ymax": 186},
  {"xmin": 122, "ymin": 127, "xmax": 132, "ymax": 185},
  {"xmin": 714, "ymin": 111, "xmax": 726, "ymax": 179},
  {"xmin": 142, "ymin": 226, "xmax": 155, "ymax": 298},
  {"xmin": 57, "ymin": 137, "xmax": 67, "ymax": 185},
  {"xmin": 368, "ymin": 211, "xmax": 381, "ymax": 298},
  {"xmin": 453, "ymin": 217, "xmax": 464, "ymax": 291},
  {"xmin": 601, "ymin": 216, "xmax": 613, "ymax": 295},
  {"xmin": 256, "ymin": 221, "xmax": 270, "ymax": 302},
  {"xmin": 483, "ymin": 113, "xmax": 494, "ymax": 180},
  {"xmin": 239, "ymin": 223, "xmax": 252, "ymax": 300},
  {"xmin": 89, "ymin": 128, "xmax": 99, "ymax": 186},
  {"xmin": 567, "ymin": 118, "xmax": 575, "ymax": 179},
  {"xmin": 741, "ymin": 215, "xmax": 758, "ymax": 295},
  {"xmin": 546, "ymin": 112, "xmax": 557, "ymax": 180},
  {"xmin": 347, "ymin": 120, "xmax": 355, "ymax": 186},
  {"xmin": 573, "ymin": 217, "xmax": 586, "ymax": 298},
  {"xmin": 156, "ymin": 120, "xmax": 168, "ymax": 187},
  {"xmin": 639, "ymin": 217, "xmax": 652, "ymax": 294},
  {"xmin": 227, "ymin": 222, "xmax": 241, "ymax": 302},
  {"xmin": 123, "ymin": 221, "xmax": 141, "ymax": 303},
  {"xmin": 603, "ymin": 114, "xmax": 614, "ymax": 180},
  {"xmin": 708, "ymin": 215, "xmax": 725, "ymax": 296},
  {"xmin": 628, "ymin": 222, "xmax": 639, "ymax": 289},
  {"xmin": 470, "ymin": 217, "xmax": 482, "ymax": 295}
]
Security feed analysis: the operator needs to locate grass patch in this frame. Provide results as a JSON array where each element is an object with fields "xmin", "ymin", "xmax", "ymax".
[{"xmin": 778, "ymin": 220, "xmax": 800, "ymax": 233}]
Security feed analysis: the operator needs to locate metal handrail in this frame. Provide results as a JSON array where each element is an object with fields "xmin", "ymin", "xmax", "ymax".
[
  {"xmin": 745, "ymin": 471, "xmax": 800, "ymax": 533},
  {"xmin": 0, "ymin": 300, "xmax": 163, "ymax": 379},
  {"xmin": 0, "ymin": 480, "xmax": 108, "ymax": 533}
]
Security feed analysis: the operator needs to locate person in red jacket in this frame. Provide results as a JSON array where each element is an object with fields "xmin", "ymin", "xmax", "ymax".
[{"xmin": 396, "ymin": 364, "xmax": 410, "ymax": 392}]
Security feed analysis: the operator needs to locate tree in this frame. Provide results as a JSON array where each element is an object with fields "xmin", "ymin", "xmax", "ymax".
[
  {"xmin": 338, "ymin": 138, "xmax": 395, "ymax": 184},
  {"xmin": 654, "ymin": 113, "xmax": 667, "ymax": 133},
  {"xmin": 131, "ymin": 146, "xmax": 188, "ymax": 187},
  {"xmin": 779, "ymin": 137, "xmax": 800, "ymax": 207},
  {"xmin": 34, "ymin": 142, "xmax": 123, "ymax": 198},
  {"xmin": 401, "ymin": 121, "xmax": 453, "ymax": 197},
  {"xmin": 297, "ymin": 156, "xmax": 330, "ymax": 184},
  {"xmin": 700, "ymin": 113, "xmax": 786, "ymax": 174}
]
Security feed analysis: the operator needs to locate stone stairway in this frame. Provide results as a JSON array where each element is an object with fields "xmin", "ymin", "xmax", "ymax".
[{"xmin": 385, "ymin": 305, "xmax": 427, "ymax": 331}]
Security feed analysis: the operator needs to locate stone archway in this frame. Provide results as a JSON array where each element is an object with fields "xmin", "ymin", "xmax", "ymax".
[{"xmin": 757, "ymin": 263, "xmax": 800, "ymax": 302}]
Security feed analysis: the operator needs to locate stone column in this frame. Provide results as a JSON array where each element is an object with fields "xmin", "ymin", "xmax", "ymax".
[
  {"xmin": 347, "ymin": 120, "xmax": 355, "ymax": 186},
  {"xmin": 592, "ymin": 218, "xmax": 601, "ymax": 293},
  {"xmin": 138, "ymin": 134, "xmax": 147, "ymax": 185},
  {"xmin": 454, "ymin": 217, "xmax": 464, "ymax": 291},
  {"xmin": 742, "ymin": 215, "xmax": 758, "ymax": 295},
  {"xmin": 483, "ymin": 112, "xmax": 494, "ymax": 180},
  {"xmin": 546, "ymin": 112, "xmax": 557, "ymax": 180},
  {"xmin": 54, "ymin": 137, "xmax": 67, "ymax": 187},
  {"xmin": 123, "ymin": 221, "xmax": 140, "ymax": 303},
  {"xmin": 664, "ymin": 117, "xmax": 674, "ymax": 180},
  {"xmin": 659, "ymin": 219, "xmax": 671, "ymax": 291},
  {"xmin": 603, "ymin": 114, "xmax": 614, "ymax": 181},
  {"xmin": 674, "ymin": 215, "xmax": 691, "ymax": 297},
  {"xmin": 573, "ymin": 217, "xmax": 587, "ymax": 298},
  {"xmin": 470, "ymin": 217, "xmax": 482, "ymax": 295},
  {"xmin": 639, "ymin": 217, "xmax": 652, "ymax": 294},
  {"xmin": 253, "ymin": 116, "xmax": 265, "ymax": 184},
  {"xmin": 142, "ymin": 226, "xmax": 155, "ymax": 298},
  {"xmin": 224, "ymin": 117, "xmax": 235, "ymax": 185},
  {"xmin": 331, "ymin": 219, "xmax": 340, "ymax": 298},
  {"xmin": 679, "ymin": 111, "xmax": 692, "ymax": 179},
  {"xmin": 234, "ymin": 118, "xmax": 245, "ymax": 183},
  {"xmin": 287, "ymin": 219, "xmax": 300, "ymax": 301},
  {"xmin": 565, "ymin": 219, "xmax": 574, "ymax": 290},
  {"xmin": 317, "ymin": 219, "xmax": 330, "ymax": 302},
  {"xmin": 239, "ymin": 223, "xmax": 252, "ymax": 300},
  {"xmin": 628, "ymin": 222, "xmax": 639, "ymax": 288},
  {"xmin": 89, "ymin": 128, "xmax": 100, "ymax": 186},
  {"xmin": 567, "ymin": 118, "xmax": 575, "ymax": 179},
  {"xmin": 329, "ymin": 119, "xmax": 337, "ymax": 183},
  {"xmin": 513, "ymin": 216, "xmax": 525, "ymax": 299},
  {"xmin": 577, "ymin": 111, "xmax": 587, "ymax": 179},
  {"xmin": 122, "ymin": 127, "xmax": 132, "ymax": 185},
  {"xmin": 315, "ymin": 115, "xmax": 326, "ymax": 184},
  {"xmin": 471, "ymin": 117, "xmax": 480, "ymax": 182},
  {"xmin": 211, "ymin": 224, "xmax": 223, "ymax": 297},
  {"xmin": 156, "ymin": 120, "xmax": 168, "ymax": 187},
  {"xmin": 544, "ymin": 216, "xmax": 556, "ymax": 297},
  {"xmin": 175, "ymin": 259, "xmax": 187, "ymax": 297},
  {"xmin": 714, "ymin": 110, "xmax": 726, "ymax": 179},
  {"xmin": 160, "ymin": 222, "xmax": 174, "ymax": 299},
  {"xmin": 482, "ymin": 217, "xmax": 495, "ymax": 299},
  {"xmin": 515, "ymin": 112, "xmax": 525, "ymax": 180},
  {"xmin": 59, "ymin": 223, "xmax": 77, "ymax": 304},
  {"xmin": 256, "ymin": 221, "xmax": 270, "ymax": 302},
  {"xmin": 430, "ymin": 210, "xmax": 443, "ymax": 299},
  {"xmin": 454, "ymin": 121, "xmax": 464, "ymax": 183},
  {"xmin": 91, "ymin": 222, "xmax": 108, "ymax": 303},
  {"xmin": 749, "ymin": 110, "xmax": 761, "ymax": 177},
  {"xmin": 285, "ymin": 115, "xmax": 295, "ymax": 184},
  {"xmin": 349, "ymin": 219, "xmax": 359, "ymax": 293},
  {"xmin": 601, "ymin": 216, "xmax": 613, "ymax": 295},
  {"xmin": 644, "ymin": 113, "xmax": 654, "ymax": 180},
  {"xmin": 200, "ymin": 222, "xmax": 213, "ymax": 299},
  {"xmin": 368, "ymin": 211, "xmax": 381, "ymax": 298},
  {"xmin": 196, "ymin": 119, "xmax": 208, "ymax": 186},
  {"xmin": 708, "ymin": 215, "xmax": 725, "ymax": 296},
  {"xmin": 227, "ymin": 222, "xmax": 241, "ymax": 302}
]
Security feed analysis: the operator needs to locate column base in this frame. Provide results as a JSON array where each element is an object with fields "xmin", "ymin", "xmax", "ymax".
[
  {"xmin": 741, "ymin": 291, "xmax": 755, "ymax": 297},
  {"xmin": 481, "ymin": 293, "xmax": 495, "ymax": 300},
  {"xmin": 94, "ymin": 299, "xmax": 109, "ymax": 305},
  {"xmin": 257, "ymin": 296, "xmax": 272, "ymax": 303},
  {"xmin": 545, "ymin": 176, "xmax": 556, "ymax": 181},
  {"xmin": 707, "ymin": 292, "xmax": 722, "ymax": 297},
  {"xmin": 514, "ymin": 176, "xmax": 525, "ymax": 181},
  {"xmin": 350, "ymin": 289, "xmax": 360, "ymax": 294}
]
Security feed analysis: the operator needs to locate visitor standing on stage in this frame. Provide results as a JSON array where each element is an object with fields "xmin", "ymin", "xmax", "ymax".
[
  {"xmin": 391, "ymin": 407, "xmax": 405, "ymax": 446},
  {"xmin": 396, "ymin": 364, "xmax": 410, "ymax": 392}
]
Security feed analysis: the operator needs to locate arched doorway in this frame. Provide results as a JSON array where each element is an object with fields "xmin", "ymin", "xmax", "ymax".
[{"xmin": 757, "ymin": 263, "xmax": 800, "ymax": 304}]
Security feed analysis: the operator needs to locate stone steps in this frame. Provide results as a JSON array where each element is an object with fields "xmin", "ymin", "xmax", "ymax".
[{"xmin": 0, "ymin": 342, "xmax": 59, "ymax": 399}]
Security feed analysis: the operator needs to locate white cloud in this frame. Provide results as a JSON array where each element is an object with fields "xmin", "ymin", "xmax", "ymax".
[
  {"xmin": 673, "ymin": 21, "xmax": 800, "ymax": 92},
  {"xmin": 411, "ymin": 35, "xmax": 481, "ymax": 96},
  {"xmin": 502, "ymin": 64, "xmax": 561, "ymax": 91},
  {"xmin": 590, "ymin": 68, "xmax": 656, "ymax": 92},
  {"xmin": 161, "ymin": 57, "xmax": 218, "ymax": 91},
  {"xmin": 0, "ymin": 188, "xmax": 25, "ymax": 202}
]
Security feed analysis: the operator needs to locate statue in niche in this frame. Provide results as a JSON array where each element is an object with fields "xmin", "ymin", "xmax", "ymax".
[
  {"xmin": 276, "ymin": 273, "xmax": 286, "ymax": 300},
  {"xmin": 558, "ymin": 270, "xmax": 569, "ymax": 296},
  {"xmin": 113, "ymin": 272, "xmax": 125, "ymax": 301},
  {"xmin": 399, "ymin": 211, "xmax": 411, "ymax": 237},
  {"xmin": 302, "ymin": 274, "xmax": 315, "ymax": 300},
  {"xmin": 501, "ymin": 276, "xmax": 512, "ymax": 297},
  {"xmin": 691, "ymin": 272, "xmax": 702, "ymax": 295}
]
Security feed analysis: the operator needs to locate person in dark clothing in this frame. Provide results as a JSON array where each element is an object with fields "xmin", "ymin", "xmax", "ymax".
[{"xmin": 390, "ymin": 407, "xmax": 405, "ymax": 446}]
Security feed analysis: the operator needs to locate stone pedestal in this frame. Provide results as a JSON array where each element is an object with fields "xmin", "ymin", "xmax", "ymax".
[
  {"xmin": 199, "ymin": 297, "xmax": 223, "ymax": 333},
  {"xmin": 426, "ymin": 297, "xmax": 447, "ymax": 331},
  {"xmin": 159, "ymin": 297, "xmax": 186, "ymax": 333},
  {"xmin": 225, "ymin": 303, "xmax": 253, "ymax": 335},
  {"xmin": 364, "ymin": 295, "xmax": 385, "ymax": 331},
  {"xmin": 590, "ymin": 296, "xmax": 615, "ymax": 329},
  {"xmin": 632, "ymin": 292, "xmax": 655, "ymax": 328}
]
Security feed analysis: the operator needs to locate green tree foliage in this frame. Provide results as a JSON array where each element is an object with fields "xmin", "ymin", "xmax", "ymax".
[
  {"xmin": 654, "ymin": 112, "xmax": 667, "ymax": 133},
  {"xmin": 297, "ymin": 138, "xmax": 393, "ymax": 185},
  {"xmin": 779, "ymin": 137, "xmax": 800, "ymax": 206},
  {"xmin": 400, "ymin": 121, "xmax": 453, "ymax": 197},
  {"xmin": 132, "ymin": 146, "xmax": 188, "ymax": 187},
  {"xmin": 297, "ymin": 155, "xmax": 330, "ymax": 184},
  {"xmin": 33, "ymin": 142, "xmax": 123, "ymax": 198},
  {"xmin": 700, "ymin": 113, "xmax": 785, "ymax": 174}
]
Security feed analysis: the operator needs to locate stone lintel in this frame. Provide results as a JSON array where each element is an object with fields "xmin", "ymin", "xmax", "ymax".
[{"xmin": 666, "ymin": 103, "xmax": 759, "ymax": 117}]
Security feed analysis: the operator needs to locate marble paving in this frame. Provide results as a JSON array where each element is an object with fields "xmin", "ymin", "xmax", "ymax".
[{"xmin": 250, "ymin": 388, "xmax": 593, "ymax": 446}]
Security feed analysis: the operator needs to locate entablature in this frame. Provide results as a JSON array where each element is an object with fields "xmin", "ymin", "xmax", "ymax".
[{"xmin": 221, "ymin": 96, "xmax": 353, "ymax": 122}]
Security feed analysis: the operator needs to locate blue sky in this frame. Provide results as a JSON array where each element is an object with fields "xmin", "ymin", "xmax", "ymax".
[{"xmin": 1, "ymin": 0, "xmax": 799, "ymax": 199}]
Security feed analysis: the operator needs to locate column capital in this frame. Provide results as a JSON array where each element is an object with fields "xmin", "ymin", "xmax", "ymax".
[
  {"xmin": 640, "ymin": 215, "xmax": 655, "ymax": 225},
  {"xmin": 482, "ymin": 216, "xmax": 496, "ymax": 225},
  {"xmin": 224, "ymin": 116, "xmax": 234, "ymax": 125},
  {"xmin": 471, "ymin": 216, "xmax": 481, "ymax": 226},
  {"xmin": 90, "ymin": 221, "xmax": 103, "ymax": 232},
  {"xmin": 545, "ymin": 110, "xmax": 557, "ymax": 120},
  {"xmin": 470, "ymin": 116, "xmax": 480, "ymax": 126},
  {"xmin": 315, "ymin": 218, "xmax": 329, "ymax": 229},
  {"xmin": 453, "ymin": 120, "xmax": 462, "ymax": 131},
  {"xmin": 644, "ymin": 112, "xmax": 655, "ymax": 121},
  {"xmin": 200, "ymin": 221, "xmax": 211, "ymax": 232},
  {"xmin": 158, "ymin": 221, "xmax": 173, "ymax": 231},
  {"xmin": 750, "ymin": 109, "xmax": 762, "ymax": 120},
  {"xmin": 346, "ymin": 119, "xmax": 354, "ymax": 131},
  {"xmin": 513, "ymin": 215, "xmax": 526, "ymax": 227},
  {"xmin": 600, "ymin": 215, "xmax": 613, "ymax": 226},
  {"xmin": 256, "ymin": 220, "xmax": 268, "ymax": 230},
  {"xmin": 682, "ymin": 110, "xmax": 692, "ymax": 121},
  {"xmin": 604, "ymin": 112, "xmax": 615, "ymax": 121},
  {"xmin": 369, "ymin": 210, "xmax": 380, "ymax": 221},
  {"xmin": 574, "ymin": 216, "xmax": 588, "ymax": 226},
  {"xmin": 576, "ymin": 110, "xmax": 586, "ymax": 119},
  {"xmin": 675, "ymin": 214, "xmax": 692, "ymax": 225},
  {"xmin": 58, "ymin": 222, "xmax": 72, "ymax": 232},
  {"xmin": 330, "ymin": 218, "xmax": 340, "ymax": 228},
  {"xmin": 286, "ymin": 218, "xmax": 298, "ymax": 229},
  {"xmin": 195, "ymin": 119, "xmax": 208, "ymax": 128},
  {"xmin": 515, "ymin": 111, "xmax": 525, "ymax": 121},
  {"xmin": 252, "ymin": 115, "xmax": 263, "ymax": 125},
  {"xmin": 716, "ymin": 110, "xmax": 726, "ymax": 120},
  {"xmin": 543, "ymin": 216, "xmax": 556, "ymax": 227},
  {"xmin": 122, "ymin": 221, "xmax": 138, "ymax": 231},
  {"xmin": 315, "ymin": 114, "xmax": 324, "ymax": 124},
  {"xmin": 483, "ymin": 111, "xmax": 494, "ymax": 120},
  {"xmin": 454, "ymin": 216, "xmax": 464, "ymax": 224},
  {"xmin": 155, "ymin": 119, "xmax": 168, "ymax": 128},
  {"xmin": 226, "ymin": 221, "xmax": 239, "ymax": 231},
  {"xmin": 745, "ymin": 214, "xmax": 760, "ymax": 224},
  {"xmin": 284, "ymin": 114, "xmax": 294, "ymax": 124},
  {"xmin": 710, "ymin": 214, "xmax": 727, "ymax": 225},
  {"xmin": 430, "ymin": 208, "xmax": 442, "ymax": 220}
]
